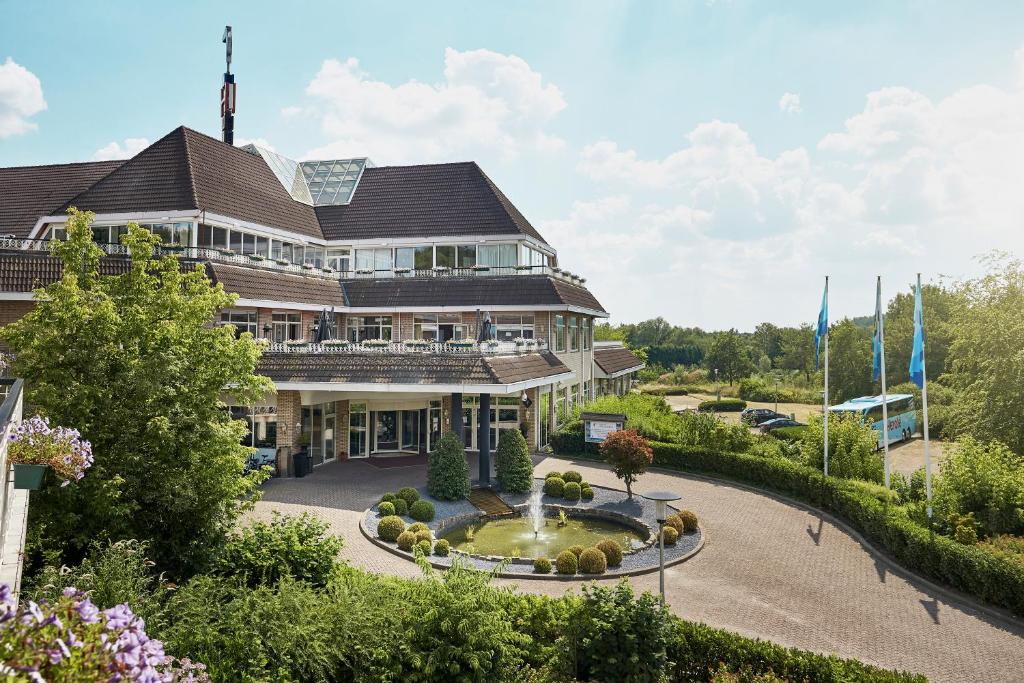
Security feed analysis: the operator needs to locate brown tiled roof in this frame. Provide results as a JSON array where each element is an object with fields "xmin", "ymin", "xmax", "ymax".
[
  {"xmin": 0, "ymin": 161, "xmax": 123, "ymax": 237},
  {"xmin": 339, "ymin": 275, "xmax": 606, "ymax": 313},
  {"xmin": 315, "ymin": 162, "xmax": 547, "ymax": 243},
  {"xmin": 257, "ymin": 350, "xmax": 569, "ymax": 386},
  {"xmin": 594, "ymin": 347, "xmax": 646, "ymax": 375},
  {"xmin": 0, "ymin": 252, "xmax": 133, "ymax": 292},
  {"xmin": 206, "ymin": 263, "xmax": 345, "ymax": 306}
]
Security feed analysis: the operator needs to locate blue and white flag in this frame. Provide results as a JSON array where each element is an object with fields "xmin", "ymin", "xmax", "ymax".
[
  {"xmin": 872, "ymin": 278, "xmax": 884, "ymax": 381},
  {"xmin": 814, "ymin": 279, "xmax": 828, "ymax": 371},
  {"xmin": 909, "ymin": 280, "xmax": 926, "ymax": 389}
]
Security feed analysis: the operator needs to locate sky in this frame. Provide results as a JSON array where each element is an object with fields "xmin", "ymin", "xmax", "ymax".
[{"xmin": 2, "ymin": 1, "xmax": 1024, "ymax": 331}]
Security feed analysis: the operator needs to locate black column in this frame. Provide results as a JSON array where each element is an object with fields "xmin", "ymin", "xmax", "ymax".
[
  {"xmin": 451, "ymin": 392, "xmax": 463, "ymax": 438},
  {"xmin": 479, "ymin": 393, "xmax": 491, "ymax": 486}
]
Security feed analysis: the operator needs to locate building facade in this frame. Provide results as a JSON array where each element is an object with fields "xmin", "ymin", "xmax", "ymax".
[{"xmin": 0, "ymin": 126, "xmax": 643, "ymax": 477}]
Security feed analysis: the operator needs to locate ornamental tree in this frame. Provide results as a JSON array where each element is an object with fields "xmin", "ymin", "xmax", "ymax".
[
  {"xmin": 495, "ymin": 428, "xmax": 533, "ymax": 493},
  {"xmin": 1, "ymin": 209, "xmax": 273, "ymax": 578},
  {"xmin": 599, "ymin": 429, "xmax": 652, "ymax": 499},
  {"xmin": 427, "ymin": 431, "xmax": 470, "ymax": 500}
]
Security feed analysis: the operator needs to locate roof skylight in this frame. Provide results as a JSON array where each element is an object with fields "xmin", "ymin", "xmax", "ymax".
[{"xmin": 241, "ymin": 144, "xmax": 371, "ymax": 206}]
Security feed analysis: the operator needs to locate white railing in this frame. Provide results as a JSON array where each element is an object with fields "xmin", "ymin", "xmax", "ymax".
[{"xmin": 264, "ymin": 339, "xmax": 548, "ymax": 355}]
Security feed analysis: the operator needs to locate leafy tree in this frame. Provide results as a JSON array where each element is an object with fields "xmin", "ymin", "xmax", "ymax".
[
  {"xmin": 1, "ymin": 210, "xmax": 271, "ymax": 577},
  {"xmin": 495, "ymin": 428, "xmax": 533, "ymax": 493},
  {"xmin": 703, "ymin": 329, "xmax": 753, "ymax": 385},
  {"xmin": 778, "ymin": 324, "xmax": 816, "ymax": 382},
  {"xmin": 627, "ymin": 317, "xmax": 675, "ymax": 346},
  {"xmin": 800, "ymin": 413, "xmax": 882, "ymax": 483},
  {"xmin": 600, "ymin": 429, "xmax": 653, "ymax": 498},
  {"xmin": 751, "ymin": 322, "xmax": 784, "ymax": 367},
  {"xmin": 826, "ymin": 318, "xmax": 873, "ymax": 402},
  {"xmin": 427, "ymin": 431, "xmax": 470, "ymax": 500},
  {"xmin": 593, "ymin": 322, "xmax": 625, "ymax": 342},
  {"xmin": 883, "ymin": 282, "xmax": 963, "ymax": 384},
  {"xmin": 932, "ymin": 437, "xmax": 1024, "ymax": 538}
]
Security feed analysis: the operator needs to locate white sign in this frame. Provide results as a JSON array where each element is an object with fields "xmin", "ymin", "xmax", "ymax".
[{"xmin": 585, "ymin": 420, "xmax": 622, "ymax": 443}]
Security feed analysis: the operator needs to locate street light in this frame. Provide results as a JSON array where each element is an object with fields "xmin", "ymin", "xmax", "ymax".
[
  {"xmin": 641, "ymin": 490, "xmax": 682, "ymax": 603},
  {"xmin": 714, "ymin": 368, "xmax": 720, "ymax": 402},
  {"xmin": 774, "ymin": 378, "xmax": 780, "ymax": 414}
]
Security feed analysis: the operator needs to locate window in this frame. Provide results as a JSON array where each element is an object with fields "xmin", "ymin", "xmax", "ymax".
[
  {"xmin": 327, "ymin": 248, "xmax": 351, "ymax": 272},
  {"xmin": 569, "ymin": 316, "xmax": 579, "ymax": 351},
  {"xmin": 583, "ymin": 380, "xmax": 592, "ymax": 402},
  {"xmin": 582, "ymin": 317, "xmax": 591, "ymax": 350},
  {"xmin": 48, "ymin": 225, "xmax": 67, "ymax": 240},
  {"xmin": 241, "ymin": 233, "xmax": 255, "ymax": 255},
  {"xmin": 414, "ymin": 313, "xmax": 465, "ymax": 342},
  {"xmin": 255, "ymin": 235, "xmax": 269, "ymax": 257},
  {"xmin": 305, "ymin": 247, "xmax": 325, "ymax": 268},
  {"xmin": 570, "ymin": 384, "xmax": 580, "ymax": 409},
  {"xmin": 557, "ymin": 387, "xmax": 569, "ymax": 418},
  {"xmin": 347, "ymin": 315, "xmax": 393, "ymax": 342},
  {"xmin": 219, "ymin": 310, "xmax": 257, "ymax": 338},
  {"xmin": 272, "ymin": 312, "xmax": 302, "ymax": 342},
  {"xmin": 229, "ymin": 230, "xmax": 243, "ymax": 254},
  {"xmin": 293, "ymin": 245, "xmax": 306, "ymax": 265},
  {"xmin": 212, "ymin": 227, "xmax": 229, "ymax": 250},
  {"xmin": 349, "ymin": 403, "xmax": 368, "ymax": 457},
  {"xmin": 395, "ymin": 246, "xmax": 432, "ymax": 270},
  {"xmin": 555, "ymin": 315, "xmax": 566, "ymax": 352},
  {"xmin": 435, "ymin": 245, "xmax": 456, "ymax": 268},
  {"xmin": 355, "ymin": 248, "xmax": 393, "ymax": 272},
  {"xmin": 278, "ymin": 242, "xmax": 293, "ymax": 263},
  {"xmin": 494, "ymin": 314, "xmax": 534, "ymax": 341},
  {"xmin": 457, "ymin": 245, "xmax": 476, "ymax": 268},
  {"xmin": 477, "ymin": 244, "xmax": 518, "ymax": 268}
]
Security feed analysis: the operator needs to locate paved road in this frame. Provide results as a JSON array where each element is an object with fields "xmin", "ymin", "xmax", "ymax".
[{"xmin": 251, "ymin": 456, "xmax": 1024, "ymax": 683}]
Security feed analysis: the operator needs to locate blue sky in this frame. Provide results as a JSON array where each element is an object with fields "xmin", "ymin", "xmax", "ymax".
[{"xmin": 3, "ymin": 1, "xmax": 1024, "ymax": 329}]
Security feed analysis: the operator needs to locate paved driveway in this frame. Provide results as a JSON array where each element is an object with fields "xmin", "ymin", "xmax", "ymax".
[{"xmin": 251, "ymin": 456, "xmax": 1024, "ymax": 683}]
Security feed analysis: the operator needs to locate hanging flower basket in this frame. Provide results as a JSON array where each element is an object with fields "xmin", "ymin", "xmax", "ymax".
[
  {"xmin": 8, "ymin": 415, "xmax": 93, "ymax": 489},
  {"xmin": 12, "ymin": 464, "xmax": 46, "ymax": 490}
]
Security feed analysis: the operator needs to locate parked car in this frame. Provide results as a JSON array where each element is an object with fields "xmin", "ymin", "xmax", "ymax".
[
  {"xmin": 759, "ymin": 418, "xmax": 805, "ymax": 433},
  {"xmin": 741, "ymin": 408, "xmax": 787, "ymax": 426}
]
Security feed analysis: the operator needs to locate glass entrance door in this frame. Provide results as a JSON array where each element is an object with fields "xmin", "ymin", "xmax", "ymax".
[
  {"xmin": 401, "ymin": 410, "xmax": 419, "ymax": 450},
  {"xmin": 376, "ymin": 411, "xmax": 399, "ymax": 451},
  {"xmin": 324, "ymin": 415, "xmax": 335, "ymax": 462}
]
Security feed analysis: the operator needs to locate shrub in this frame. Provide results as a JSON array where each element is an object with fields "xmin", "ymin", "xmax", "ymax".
[
  {"xmin": 567, "ymin": 545, "xmax": 585, "ymax": 558},
  {"xmin": 698, "ymin": 398, "xmax": 747, "ymax": 412},
  {"xmin": 407, "ymin": 522, "xmax": 429, "ymax": 534},
  {"xmin": 909, "ymin": 467, "xmax": 928, "ymax": 502},
  {"xmin": 678, "ymin": 509, "xmax": 699, "ymax": 533},
  {"xmin": 378, "ymin": 501, "xmax": 396, "ymax": 517},
  {"xmin": 377, "ymin": 515, "xmax": 406, "ymax": 542},
  {"xmin": 545, "ymin": 471, "xmax": 562, "ymax": 480},
  {"xmin": 380, "ymin": 492, "xmax": 397, "ymax": 505},
  {"xmin": 434, "ymin": 539, "xmax": 450, "ymax": 556},
  {"xmin": 771, "ymin": 425, "xmax": 809, "ymax": 444},
  {"xmin": 397, "ymin": 486, "xmax": 420, "ymax": 506},
  {"xmin": 495, "ymin": 428, "xmax": 534, "ymax": 494},
  {"xmin": 416, "ymin": 539, "xmax": 433, "ymax": 556},
  {"xmin": 391, "ymin": 498, "xmax": 409, "ymax": 516},
  {"xmin": 596, "ymin": 539, "xmax": 624, "ymax": 567},
  {"xmin": 216, "ymin": 512, "xmax": 343, "ymax": 589},
  {"xmin": 801, "ymin": 413, "xmax": 883, "ymax": 483},
  {"xmin": 578, "ymin": 547, "xmax": 608, "ymax": 574},
  {"xmin": 665, "ymin": 514, "xmax": 683, "ymax": 534},
  {"xmin": 415, "ymin": 529, "xmax": 433, "ymax": 544},
  {"xmin": 661, "ymin": 526, "xmax": 679, "ymax": 545},
  {"xmin": 409, "ymin": 499, "xmax": 436, "ymax": 522},
  {"xmin": 581, "ymin": 486, "xmax": 594, "ymax": 501},
  {"xmin": 427, "ymin": 431, "xmax": 471, "ymax": 500},
  {"xmin": 562, "ymin": 470, "xmax": 583, "ymax": 483},
  {"xmin": 600, "ymin": 429, "xmax": 653, "ymax": 498},
  {"xmin": 933, "ymin": 437, "xmax": 1024, "ymax": 537},
  {"xmin": 533, "ymin": 557, "xmax": 552, "ymax": 573},
  {"xmin": 543, "ymin": 476, "xmax": 565, "ymax": 497},
  {"xmin": 397, "ymin": 530, "xmax": 417, "ymax": 551},
  {"xmin": 955, "ymin": 524, "xmax": 978, "ymax": 545},
  {"xmin": 555, "ymin": 550, "xmax": 578, "ymax": 574},
  {"xmin": 563, "ymin": 481, "xmax": 582, "ymax": 501}
]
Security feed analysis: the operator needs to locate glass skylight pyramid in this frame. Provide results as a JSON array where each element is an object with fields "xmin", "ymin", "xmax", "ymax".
[{"xmin": 241, "ymin": 144, "xmax": 371, "ymax": 206}]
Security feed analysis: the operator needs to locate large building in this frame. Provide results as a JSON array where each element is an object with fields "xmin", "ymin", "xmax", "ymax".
[{"xmin": 0, "ymin": 126, "xmax": 644, "ymax": 478}]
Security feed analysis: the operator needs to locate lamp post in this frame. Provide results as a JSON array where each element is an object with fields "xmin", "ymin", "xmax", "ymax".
[
  {"xmin": 641, "ymin": 490, "xmax": 682, "ymax": 603},
  {"xmin": 774, "ymin": 378, "xmax": 779, "ymax": 414},
  {"xmin": 714, "ymin": 368, "xmax": 720, "ymax": 402}
]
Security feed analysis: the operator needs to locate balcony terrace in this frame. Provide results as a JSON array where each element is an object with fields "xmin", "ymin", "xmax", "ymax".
[{"xmin": 262, "ymin": 339, "xmax": 548, "ymax": 356}]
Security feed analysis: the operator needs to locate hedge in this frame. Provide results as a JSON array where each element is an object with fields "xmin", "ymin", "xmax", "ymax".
[
  {"xmin": 770, "ymin": 425, "xmax": 809, "ymax": 443},
  {"xmin": 697, "ymin": 398, "xmax": 747, "ymax": 412},
  {"xmin": 641, "ymin": 385, "xmax": 693, "ymax": 396}
]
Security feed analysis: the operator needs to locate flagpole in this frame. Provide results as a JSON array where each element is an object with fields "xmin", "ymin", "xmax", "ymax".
[
  {"xmin": 878, "ymin": 276, "xmax": 890, "ymax": 490},
  {"xmin": 823, "ymin": 276, "xmax": 829, "ymax": 478},
  {"xmin": 918, "ymin": 273, "xmax": 933, "ymax": 518}
]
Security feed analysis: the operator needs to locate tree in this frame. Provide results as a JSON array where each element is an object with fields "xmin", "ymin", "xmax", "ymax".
[
  {"xmin": 593, "ymin": 322, "xmax": 625, "ymax": 342},
  {"xmin": 495, "ymin": 429, "xmax": 533, "ymax": 493},
  {"xmin": 778, "ymin": 324, "xmax": 816, "ymax": 382},
  {"xmin": 703, "ymin": 330, "xmax": 753, "ymax": 385},
  {"xmin": 427, "ymin": 431, "xmax": 470, "ymax": 500},
  {"xmin": 1, "ymin": 210, "xmax": 272, "ymax": 578},
  {"xmin": 826, "ymin": 318, "xmax": 873, "ymax": 402},
  {"xmin": 751, "ymin": 322, "xmax": 784, "ymax": 367},
  {"xmin": 599, "ymin": 430, "xmax": 652, "ymax": 498},
  {"xmin": 883, "ymin": 282, "xmax": 963, "ymax": 384},
  {"xmin": 627, "ymin": 317, "xmax": 674, "ymax": 346}
]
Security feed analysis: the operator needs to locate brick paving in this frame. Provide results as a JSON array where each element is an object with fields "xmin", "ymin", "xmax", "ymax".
[{"xmin": 250, "ymin": 455, "xmax": 1024, "ymax": 683}]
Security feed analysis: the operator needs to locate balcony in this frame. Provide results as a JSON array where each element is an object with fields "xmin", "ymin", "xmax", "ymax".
[{"xmin": 262, "ymin": 339, "xmax": 549, "ymax": 356}]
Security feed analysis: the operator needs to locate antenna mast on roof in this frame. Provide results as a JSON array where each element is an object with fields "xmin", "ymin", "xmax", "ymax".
[{"xmin": 220, "ymin": 25, "xmax": 236, "ymax": 145}]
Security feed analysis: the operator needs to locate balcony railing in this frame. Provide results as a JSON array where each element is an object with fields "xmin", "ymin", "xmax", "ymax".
[
  {"xmin": 0, "ymin": 237, "xmax": 589, "ymax": 285},
  {"xmin": 264, "ymin": 339, "xmax": 548, "ymax": 356}
]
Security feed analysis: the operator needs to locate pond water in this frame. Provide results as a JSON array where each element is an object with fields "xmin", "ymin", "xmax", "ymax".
[{"xmin": 440, "ymin": 515, "xmax": 647, "ymax": 559}]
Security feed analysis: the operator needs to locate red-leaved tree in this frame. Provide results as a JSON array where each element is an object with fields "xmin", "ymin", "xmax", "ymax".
[{"xmin": 599, "ymin": 429, "xmax": 653, "ymax": 499}]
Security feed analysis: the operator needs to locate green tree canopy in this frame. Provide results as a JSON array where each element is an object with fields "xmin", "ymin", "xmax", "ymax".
[
  {"xmin": 778, "ymin": 324, "xmax": 816, "ymax": 381},
  {"xmin": 827, "ymin": 318, "xmax": 873, "ymax": 402},
  {"xmin": 703, "ymin": 329, "xmax": 753, "ymax": 385},
  {"xmin": 883, "ymin": 282, "xmax": 963, "ymax": 384}
]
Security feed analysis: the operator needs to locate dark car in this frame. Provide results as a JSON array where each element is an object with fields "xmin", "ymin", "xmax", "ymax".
[
  {"xmin": 759, "ymin": 417, "xmax": 805, "ymax": 433},
  {"xmin": 741, "ymin": 408, "xmax": 787, "ymax": 426}
]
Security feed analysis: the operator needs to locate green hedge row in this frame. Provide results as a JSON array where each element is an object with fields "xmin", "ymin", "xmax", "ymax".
[
  {"xmin": 697, "ymin": 398, "xmax": 747, "ymax": 412},
  {"xmin": 770, "ymin": 425, "xmax": 809, "ymax": 443},
  {"xmin": 641, "ymin": 385, "xmax": 695, "ymax": 396}
]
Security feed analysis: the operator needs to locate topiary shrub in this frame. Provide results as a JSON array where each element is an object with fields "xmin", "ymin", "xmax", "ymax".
[
  {"xmin": 495, "ymin": 428, "xmax": 534, "ymax": 493},
  {"xmin": 597, "ymin": 539, "xmax": 623, "ymax": 567},
  {"xmin": 664, "ymin": 514, "xmax": 683, "ymax": 534},
  {"xmin": 407, "ymin": 522, "xmax": 429, "ymax": 534},
  {"xmin": 697, "ymin": 398, "xmax": 747, "ymax": 412},
  {"xmin": 567, "ymin": 544, "xmax": 585, "ymax": 558},
  {"xmin": 543, "ymin": 477, "xmax": 565, "ymax": 497},
  {"xmin": 562, "ymin": 470, "xmax": 583, "ymax": 483},
  {"xmin": 415, "ymin": 539, "xmax": 432, "ymax": 556},
  {"xmin": 414, "ymin": 530, "xmax": 433, "ymax": 544},
  {"xmin": 409, "ymin": 499, "xmax": 436, "ymax": 522},
  {"xmin": 661, "ymin": 526, "xmax": 679, "ymax": 545},
  {"xmin": 434, "ymin": 539, "xmax": 450, "ymax": 556},
  {"xmin": 396, "ymin": 530, "xmax": 416, "ymax": 551},
  {"xmin": 427, "ymin": 432, "xmax": 470, "ymax": 501},
  {"xmin": 545, "ymin": 471, "xmax": 562, "ymax": 480},
  {"xmin": 563, "ymin": 481, "xmax": 582, "ymax": 501},
  {"xmin": 556, "ymin": 550, "xmax": 578, "ymax": 574},
  {"xmin": 377, "ymin": 515, "xmax": 406, "ymax": 542},
  {"xmin": 380, "ymin": 492, "xmax": 397, "ymax": 505},
  {"xmin": 579, "ymin": 547, "xmax": 608, "ymax": 574},
  {"xmin": 533, "ymin": 556, "xmax": 552, "ymax": 573},
  {"xmin": 678, "ymin": 509, "xmax": 699, "ymax": 533},
  {"xmin": 600, "ymin": 429, "xmax": 653, "ymax": 498},
  {"xmin": 377, "ymin": 501, "xmax": 396, "ymax": 517},
  {"xmin": 397, "ymin": 486, "xmax": 420, "ymax": 507},
  {"xmin": 581, "ymin": 486, "xmax": 594, "ymax": 501},
  {"xmin": 391, "ymin": 498, "xmax": 409, "ymax": 517}
]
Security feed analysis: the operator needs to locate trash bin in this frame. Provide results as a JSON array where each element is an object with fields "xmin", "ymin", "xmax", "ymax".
[{"xmin": 294, "ymin": 448, "xmax": 311, "ymax": 478}]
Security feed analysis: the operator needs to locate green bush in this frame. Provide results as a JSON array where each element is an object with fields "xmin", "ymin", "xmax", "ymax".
[
  {"xmin": 550, "ymin": 420, "xmax": 586, "ymax": 455},
  {"xmin": 543, "ymin": 476, "xmax": 565, "ymax": 497},
  {"xmin": 578, "ymin": 547, "xmax": 608, "ymax": 574},
  {"xmin": 377, "ymin": 501, "xmax": 396, "ymax": 517},
  {"xmin": 661, "ymin": 526, "xmax": 679, "ymax": 545},
  {"xmin": 495, "ymin": 429, "xmax": 534, "ymax": 493},
  {"xmin": 562, "ymin": 470, "xmax": 583, "ymax": 483},
  {"xmin": 580, "ymin": 485, "xmax": 594, "ymax": 501},
  {"xmin": 434, "ymin": 539, "xmax": 451, "ymax": 556},
  {"xmin": 698, "ymin": 398, "xmax": 747, "ymax": 412},
  {"xmin": 641, "ymin": 385, "xmax": 692, "ymax": 396},
  {"xmin": 416, "ymin": 539, "xmax": 433, "ymax": 556},
  {"xmin": 415, "ymin": 529, "xmax": 433, "ymax": 544},
  {"xmin": 770, "ymin": 425, "xmax": 809, "ymax": 443},
  {"xmin": 545, "ymin": 471, "xmax": 562, "ymax": 480},
  {"xmin": 567, "ymin": 544, "xmax": 585, "ymax": 558},
  {"xmin": 533, "ymin": 557, "xmax": 552, "ymax": 573},
  {"xmin": 380, "ymin": 492, "xmax": 397, "ymax": 505},
  {"xmin": 738, "ymin": 376, "xmax": 819, "ymax": 404},
  {"xmin": 397, "ymin": 530, "xmax": 416, "ymax": 551},
  {"xmin": 909, "ymin": 467, "xmax": 928, "ymax": 502},
  {"xmin": 555, "ymin": 550, "xmax": 578, "ymax": 574},
  {"xmin": 427, "ymin": 431, "xmax": 471, "ymax": 500},
  {"xmin": 665, "ymin": 514, "xmax": 683, "ymax": 534},
  {"xmin": 409, "ymin": 499, "xmax": 436, "ymax": 522},
  {"xmin": 392, "ymin": 498, "xmax": 409, "ymax": 516},
  {"xmin": 678, "ymin": 509, "xmax": 699, "ymax": 533},
  {"xmin": 397, "ymin": 486, "xmax": 420, "ymax": 506},
  {"xmin": 563, "ymin": 481, "xmax": 582, "ymax": 501},
  {"xmin": 801, "ymin": 413, "xmax": 883, "ymax": 483},
  {"xmin": 407, "ymin": 522, "xmax": 429, "ymax": 534},
  {"xmin": 932, "ymin": 437, "xmax": 1024, "ymax": 537},
  {"xmin": 596, "ymin": 539, "xmax": 623, "ymax": 567},
  {"xmin": 377, "ymin": 515, "xmax": 406, "ymax": 542}
]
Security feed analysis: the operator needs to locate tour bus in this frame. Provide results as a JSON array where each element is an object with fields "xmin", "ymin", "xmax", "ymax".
[{"xmin": 828, "ymin": 394, "xmax": 916, "ymax": 449}]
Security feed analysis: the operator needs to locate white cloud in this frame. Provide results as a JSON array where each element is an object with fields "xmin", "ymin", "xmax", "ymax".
[
  {"xmin": 92, "ymin": 137, "xmax": 150, "ymax": 161},
  {"xmin": 0, "ymin": 58, "xmax": 46, "ymax": 138},
  {"xmin": 298, "ymin": 48, "xmax": 566, "ymax": 163},
  {"xmin": 778, "ymin": 92, "xmax": 802, "ymax": 114},
  {"xmin": 280, "ymin": 106, "xmax": 302, "ymax": 118}
]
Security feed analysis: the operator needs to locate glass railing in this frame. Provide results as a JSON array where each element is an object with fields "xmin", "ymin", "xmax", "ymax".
[{"xmin": 262, "ymin": 339, "xmax": 548, "ymax": 355}]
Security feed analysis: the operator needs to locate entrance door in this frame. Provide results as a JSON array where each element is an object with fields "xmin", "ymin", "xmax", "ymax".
[
  {"xmin": 324, "ymin": 415, "xmax": 335, "ymax": 462},
  {"xmin": 401, "ymin": 410, "xmax": 419, "ymax": 451},
  {"xmin": 462, "ymin": 407, "xmax": 474, "ymax": 449},
  {"xmin": 376, "ymin": 411, "xmax": 399, "ymax": 451}
]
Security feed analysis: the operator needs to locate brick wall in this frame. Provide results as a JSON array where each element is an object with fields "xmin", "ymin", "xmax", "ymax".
[
  {"xmin": 276, "ymin": 390, "xmax": 302, "ymax": 476},
  {"xmin": 0, "ymin": 301, "xmax": 34, "ymax": 327},
  {"xmin": 335, "ymin": 399, "xmax": 349, "ymax": 459}
]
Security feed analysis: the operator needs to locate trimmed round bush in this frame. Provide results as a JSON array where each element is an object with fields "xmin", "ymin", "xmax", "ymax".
[
  {"xmin": 661, "ymin": 526, "xmax": 679, "ymax": 546},
  {"xmin": 396, "ymin": 530, "xmax": 416, "ymax": 551},
  {"xmin": 545, "ymin": 471, "xmax": 562, "ymax": 480},
  {"xmin": 579, "ymin": 547, "xmax": 608, "ymax": 574},
  {"xmin": 414, "ymin": 529, "xmax": 433, "ymax": 544},
  {"xmin": 563, "ymin": 481, "xmax": 582, "ymax": 501},
  {"xmin": 664, "ymin": 514, "xmax": 683, "ymax": 534},
  {"xmin": 377, "ymin": 515, "xmax": 406, "ymax": 542},
  {"xmin": 495, "ymin": 428, "xmax": 534, "ymax": 493},
  {"xmin": 543, "ymin": 477, "xmax": 565, "ymax": 497},
  {"xmin": 434, "ymin": 539, "xmax": 450, "ymax": 556},
  {"xmin": 533, "ymin": 556, "xmax": 552, "ymax": 574},
  {"xmin": 407, "ymin": 522, "xmax": 429, "ymax": 534},
  {"xmin": 567, "ymin": 544, "xmax": 585, "ymax": 558},
  {"xmin": 409, "ymin": 499, "xmax": 436, "ymax": 522},
  {"xmin": 391, "ymin": 498, "xmax": 409, "ymax": 517},
  {"xmin": 597, "ymin": 539, "xmax": 623, "ymax": 567},
  {"xmin": 415, "ymin": 539, "xmax": 432, "ymax": 555},
  {"xmin": 377, "ymin": 501, "xmax": 396, "ymax": 517},
  {"xmin": 697, "ymin": 398, "xmax": 747, "ymax": 412},
  {"xmin": 562, "ymin": 470, "xmax": 583, "ymax": 483},
  {"xmin": 556, "ymin": 550, "xmax": 578, "ymax": 574},
  {"xmin": 581, "ymin": 486, "xmax": 594, "ymax": 501},
  {"xmin": 397, "ymin": 486, "xmax": 420, "ymax": 506},
  {"xmin": 427, "ymin": 432, "xmax": 471, "ymax": 500},
  {"xmin": 678, "ymin": 509, "xmax": 699, "ymax": 533},
  {"xmin": 380, "ymin": 492, "xmax": 397, "ymax": 505}
]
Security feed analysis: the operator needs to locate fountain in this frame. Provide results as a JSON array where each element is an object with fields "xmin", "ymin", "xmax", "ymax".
[{"xmin": 528, "ymin": 489, "xmax": 544, "ymax": 537}]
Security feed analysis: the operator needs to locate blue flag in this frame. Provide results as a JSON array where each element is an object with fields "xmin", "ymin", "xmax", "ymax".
[
  {"xmin": 872, "ymin": 278, "xmax": 883, "ymax": 381},
  {"xmin": 814, "ymin": 279, "xmax": 828, "ymax": 371},
  {"xmin": 909, "ymin": 280, "xmax": 926, "ymax": 389}
]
